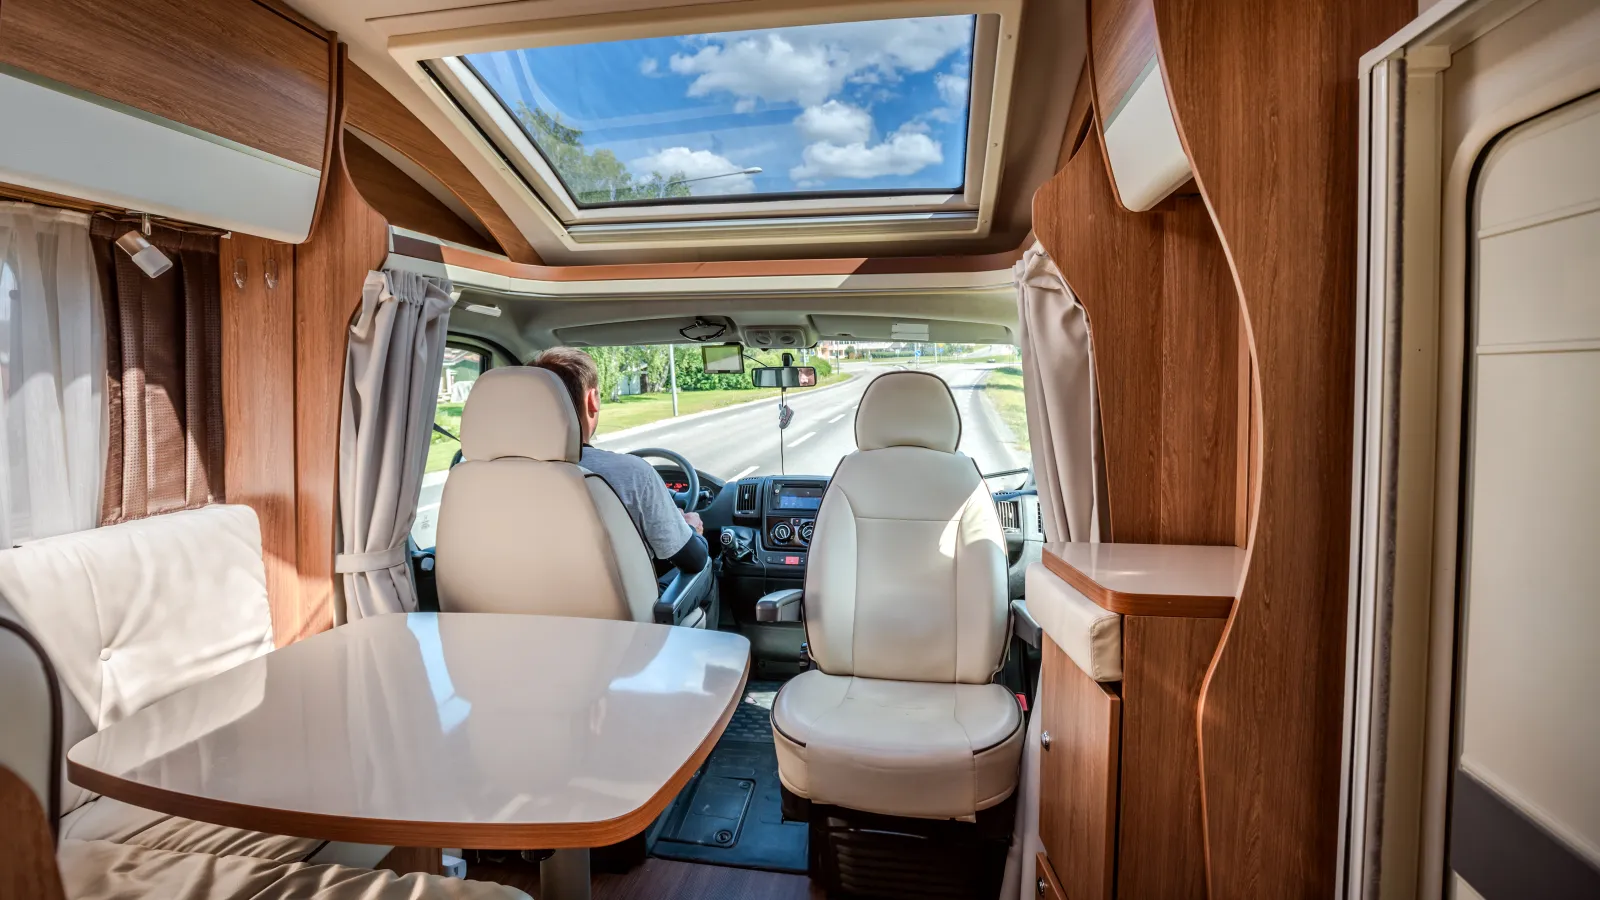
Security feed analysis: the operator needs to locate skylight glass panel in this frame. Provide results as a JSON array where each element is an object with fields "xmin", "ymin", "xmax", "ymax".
[{"xmin": 462, "ymin": 16, "xmax": 976, "ymax": 207}]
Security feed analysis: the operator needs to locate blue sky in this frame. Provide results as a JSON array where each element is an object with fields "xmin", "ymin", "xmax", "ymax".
[{"xmin": 466, "ymin": 16, "xmax": 974, "ymax": 203}]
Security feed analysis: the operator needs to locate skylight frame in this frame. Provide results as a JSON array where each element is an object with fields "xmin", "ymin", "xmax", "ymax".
[{"xmin": 387, "ymin": 0, "xmax": 1021, "ymax": 250}]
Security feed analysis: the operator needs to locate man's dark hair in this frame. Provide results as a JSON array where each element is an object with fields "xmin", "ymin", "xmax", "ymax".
[{"xmin": 532, "ymin": 347, "xmax": 598, "ymax": 437}]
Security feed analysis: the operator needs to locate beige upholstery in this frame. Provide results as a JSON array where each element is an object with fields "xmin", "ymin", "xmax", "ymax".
[
  {"xmin": 57, "ymin": 839, "xmax": 530, "ymax": 900},
  {"xmin": 773, "ymin": 672, "xmax": 1023, "ymax": 818},
  {"xmin": 0, "ymin": 507, "xmax": 384, "ymax": 867},
  {"xmin": 854, "ymin": 370, "xmax": 962, "ymax": 453},
  {"xmin": 1023, "ymin": 563, "xmax": 1122, "ymax": 682},
  {"xmin": 0, "ymin": 617, "xmax": 60, "ymax": 824},
  {"xmin": 774, "ymin": 371, "xmax": 1019, "ymax": 818},
  {"xmin": 435, "ymin": 366, "xmax": 658, "ymax": 620}
]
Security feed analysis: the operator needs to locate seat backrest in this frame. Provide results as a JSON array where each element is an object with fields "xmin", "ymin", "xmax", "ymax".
[
  {"xmin": 0, "ymin": 505, "xmax": 275, "ymax": 815},
  {"xmin": 804, "ymin": 371, "xmax": 1009, "ymax": 685},
  {"xmin": 435, "ymin": 366, "xmax": 658, "ymax": 621},
  {"xmin": 0, "ymin": 617, "xmax": 61, "ymax": 831}
]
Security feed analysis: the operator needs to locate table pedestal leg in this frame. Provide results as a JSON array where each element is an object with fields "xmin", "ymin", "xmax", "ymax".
[{"xmin": 539, "ymin": 848, "xmax": 591, "ymax": 900}]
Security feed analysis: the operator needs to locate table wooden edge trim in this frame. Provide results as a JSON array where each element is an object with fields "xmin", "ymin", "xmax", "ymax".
[
  {"xmin": 1042, "ymin": 547, "xmax": 1235, "ymax": 618},
  {"xmin": 66, "ymin": 653, "xmax": 751, "ymax": 850}
]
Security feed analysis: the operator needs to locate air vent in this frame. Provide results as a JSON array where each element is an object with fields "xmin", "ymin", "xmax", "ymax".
[
  {"xmin": 996, "ymin": 499, "xmax": 1021, "ymax": 531},
  {"xmin": 735, "ymin": 481, "xmax": 760, "ymax": 517}
]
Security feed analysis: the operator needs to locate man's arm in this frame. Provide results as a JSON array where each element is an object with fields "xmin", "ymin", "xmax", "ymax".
[{"xmin": 634, "ymin": 463, "xmax": 709, "ymax": 573}]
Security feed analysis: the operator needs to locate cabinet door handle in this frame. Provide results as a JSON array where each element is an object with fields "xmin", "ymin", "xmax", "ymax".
[
  {"xmin": 1040, "ymin": 730, "xmax": 1053, "ymax": 749},
  {"xmin": 1037, "ymin": 876, "xmax": 1048, "ymax": 896}
]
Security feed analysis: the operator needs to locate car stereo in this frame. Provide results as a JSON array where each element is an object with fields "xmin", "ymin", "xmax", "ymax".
[{"xmin": 770, "ymin": 481, "xmax": 824, "ymax": 511}]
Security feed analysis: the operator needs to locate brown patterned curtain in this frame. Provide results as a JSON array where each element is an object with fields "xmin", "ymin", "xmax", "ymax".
[{"xmin": 89, "ymin": 218, "xmax": 224, "ymax": 523}]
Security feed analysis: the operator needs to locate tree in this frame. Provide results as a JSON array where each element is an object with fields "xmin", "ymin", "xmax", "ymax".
[{"xmin": 518, "ymin": 105, "xmax": 693, "ymax": 203}]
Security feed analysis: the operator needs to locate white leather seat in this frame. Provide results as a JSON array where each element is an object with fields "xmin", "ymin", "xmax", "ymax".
[
  {"xmin": 435, "ymin": 366, "xmax": 660, "ymax": 621},
  {"xmin": 0, "ymin": 506, "xmax": 381, "ymax": 868},
  {"xmin": 770, "ymin": 371, "xmax": 1023, "ymax": 820}
]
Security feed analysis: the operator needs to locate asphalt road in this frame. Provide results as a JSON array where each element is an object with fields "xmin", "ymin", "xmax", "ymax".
[{"xmin": 411, "ymin": 360, "xmax": 1026, "ymax": 548}]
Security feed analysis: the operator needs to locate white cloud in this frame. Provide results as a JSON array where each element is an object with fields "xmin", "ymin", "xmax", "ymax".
[
  {"xmin": 936, "ymin": 72, "xmax": 968, "ymax": 107},
  {"xmin": 629, "ymin": 147, "xmax": 756, "ymax": 195},
  {"xmin": 668, "ymin": 17, "xmax": 973, "ymax": 109},
  {"xmin": 789, "ymin": 127, "xmax": 942, "ymax": 181},
  {"xmin": 639, "ymin": 57, "xmax": 659, "ymax": 75},
  {"xmin": 794, "ymin": 100, "xmax": 873, "ymax": 144}
]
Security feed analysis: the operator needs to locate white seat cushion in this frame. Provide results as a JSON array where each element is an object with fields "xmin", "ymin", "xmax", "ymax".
[
  {"xmin": 57, "ymin": 839, "xmax": 530, "ymax": 900},
  {"xmin": 772, "ymin": 670, "xmax": 1024, "ymax": 819},
  {"xmin": 60, "ymin": 797, "xmax": 322, "ymax": 864}
]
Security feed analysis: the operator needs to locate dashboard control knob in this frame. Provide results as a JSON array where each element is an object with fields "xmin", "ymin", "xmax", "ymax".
[
  {"xmin": 799, "ymin": 523, "xmax": 814, "ymax": 543},
  {"xmin": 772, "ymin": 522, "xmax": 792, "ymax": 543}
]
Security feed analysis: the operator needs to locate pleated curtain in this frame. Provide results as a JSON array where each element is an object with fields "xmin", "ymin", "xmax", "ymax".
[{"xmin": 336, "ymin": 270, "xmax": 453, "ymax": 620}]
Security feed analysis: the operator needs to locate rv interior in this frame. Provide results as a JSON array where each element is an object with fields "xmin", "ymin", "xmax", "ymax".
[{"xmin": 0, "ymin": 0, "xmax": 1595, "ymax": 899}]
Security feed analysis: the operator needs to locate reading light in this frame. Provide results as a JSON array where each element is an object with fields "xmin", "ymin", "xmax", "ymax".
[{"xmin": 115, "ymin": 214, "xmax": 172, "ymax": 278}]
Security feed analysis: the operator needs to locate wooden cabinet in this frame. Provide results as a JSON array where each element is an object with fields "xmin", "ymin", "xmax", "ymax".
[
  {"xmin": 1036, "ymin": 852, "xmax": 1068, "ymax": 900},
  {"xmin": 1037, "ymin": 635, "xmax": 1121, "ymax": 900}
]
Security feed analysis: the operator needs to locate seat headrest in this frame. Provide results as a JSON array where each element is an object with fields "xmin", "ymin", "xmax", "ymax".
[
  {"xmin": 460, "ymin": 367, "xmax": 580, "ymax": 463},
  {"xmin": 855, "ymin": 371, "xmax": 962, "ymax": 453}
]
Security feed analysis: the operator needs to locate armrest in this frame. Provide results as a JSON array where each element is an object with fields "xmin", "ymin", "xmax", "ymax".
[
  {"xmin": 755, "ymin": 589, "xmax": 804, "ymax": 623},
  {"xmin": 654, "ymin": 565, "xmax": 713, "ymax": 625},
  {"xmin": 1011, "ymin": 598, "xmax": 1041, "ymax": 650}
]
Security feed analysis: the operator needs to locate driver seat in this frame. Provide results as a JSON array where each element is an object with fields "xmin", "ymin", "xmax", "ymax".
[{"xmin": 435, "ymin": 366, "xmax": 701, "ymax": 625}]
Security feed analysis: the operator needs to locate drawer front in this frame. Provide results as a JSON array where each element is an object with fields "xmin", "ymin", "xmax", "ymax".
[{"xmin": 1038, "ymin": 635, "xmax": 1121, "ymax": 900}]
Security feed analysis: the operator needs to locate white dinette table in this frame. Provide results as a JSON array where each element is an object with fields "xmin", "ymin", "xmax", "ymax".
[{"xmin": 67, "ymin": 613, "xmax": 751, "ymax": 900}]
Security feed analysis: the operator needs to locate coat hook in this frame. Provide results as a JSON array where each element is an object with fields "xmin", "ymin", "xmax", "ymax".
[
  {"xmin": 263, "ymin": 256, "xmax": 279, "ymax": 290},
  {"xmin": 232, "ymin": 258, "xmax": 248, "ymax": 290}
]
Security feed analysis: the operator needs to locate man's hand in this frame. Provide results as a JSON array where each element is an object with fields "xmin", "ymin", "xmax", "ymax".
[{"xmin": 683, "ymin": 511, "xmax": 705, "ymax": 535}]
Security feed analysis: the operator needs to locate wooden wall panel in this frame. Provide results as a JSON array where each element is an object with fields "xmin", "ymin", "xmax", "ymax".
[
  {"xmin": 1089, "ymin": 0, "xmax": 1158, "ymax": 122},
  {"xmin": 1034, "ymin": 115, "xmax": 1239, "ymax": 545},
  {"xmin": 1149, "ymin": 0, "xmax": 1415, "ymax": 895},
  {"xmin": 0, "ymin": 767, "xmax": 66, "ymax": 900},
  {"xmin": 1117, "ymin": 615, "xmax": 1225, "ymax": 900},
  {"xmin": 343, "ymin": 62, "xmax": 538, "ymax": 264},
  {"xmin": 220, "ymin": 234, "xmax": 303, "ymax": 646},
  {"xmin": 292, "ymin": 123, "xmax": 389, "ymax": 632},
  {"xmin": 344, "ymin": 135, "xmax": 498, "ymax": 254},
  {"xmin": 0, "ymin": 0, "xmax": 331, "ymax": 169},
  {"xmin": 1038, "ymin": 637, "xmax": 1121, "ymax": 900}
]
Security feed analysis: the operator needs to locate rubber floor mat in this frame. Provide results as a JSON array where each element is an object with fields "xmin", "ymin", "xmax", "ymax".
[{"xmin": 649, "ymin": 682, "xmax": 808, "ymax": 873}]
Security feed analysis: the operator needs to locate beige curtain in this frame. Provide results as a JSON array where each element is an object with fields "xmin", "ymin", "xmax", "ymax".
[
  {"xmin": 1015, "ymin": 242, "xmax": 1101, "ymax": 542},
  {"xmin": 336, "ymin": 270, "xmax": 453, "ymax": 620},
  {"xmin": 1002, "ymin": 243, "xmax": 1104, "ymax": 900}
]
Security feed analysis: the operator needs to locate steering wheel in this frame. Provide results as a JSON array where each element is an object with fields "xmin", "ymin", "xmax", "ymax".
[{"xmin": 628, "ymin": 448, "xmax": 701, "ymax": 512}]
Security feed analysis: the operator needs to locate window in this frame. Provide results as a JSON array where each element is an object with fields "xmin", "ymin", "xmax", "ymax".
[
  {"xmin": 411, "ymin": 345, "xmax": 486, "ymax": 549},
  {"xmin": 585, "ymin": 342, "xmax": 1029, "ymax": 488},
  {"xmin": 459, "ymin": 16, "xmax": 976, "ymax": 208}
]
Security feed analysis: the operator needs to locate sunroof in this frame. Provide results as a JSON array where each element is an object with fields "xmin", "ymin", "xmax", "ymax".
[{"xmin": 460, "ymin": 16, "xmax": 976, "ymax": 208}]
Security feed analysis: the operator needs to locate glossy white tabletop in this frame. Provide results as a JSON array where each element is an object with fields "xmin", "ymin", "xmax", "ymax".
[
  {"xmin": 67, "ymin": 613, "xmax": 750, "ymax": 848},
  {"xmin": 1045, "ymin": 541, "xmax": 1246, "ymax": 599}
]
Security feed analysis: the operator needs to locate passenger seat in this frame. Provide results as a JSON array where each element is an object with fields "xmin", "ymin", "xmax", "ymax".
[{"xmin": 768, "ymin": 371, "xmax": 1022, "ymax": 892}]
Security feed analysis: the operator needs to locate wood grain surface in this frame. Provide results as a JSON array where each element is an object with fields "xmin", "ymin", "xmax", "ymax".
[
  {"xmin": 1089, "ymin": 0, "xmax": 1158, "ymax": 124},
  {"xmin": 343, "ymin": 61, "xmax": 537, "ymax": 264},
  {"xmin": 1033, "ymin": 119, "xmax": 1240, "ymax": 546},
  {"xmin": 1041, "ymin": 547, "xmax": 1234, "ymax": 618},
  {"xmin": 344, "ymin": 134, "xmax": 498, "ymax": 253},
  {"xmin": 220, "ymin": 234, "xmax": 304, "ymax": 646},
  {"xmin": 1149, "ymin": 0, "xmax": 1414, "ymax": 895},
  {"xmin": 0, "ymin": 766, "xmax": 65, "ymax": 900},
  {"xmin": 292, "ymin": 70, "xmax": 389, "ymax": 638},
  {"xmin": 1117, "ymin": 616, "xmax": 1225, "ymax": 899},
  {"xmin": 1037, "ymin": 636, "xmax": 1121, "ymax": 900},
  {"xmin": 0, "ymin": 0, "xmax": 330, "ymax": 169}
]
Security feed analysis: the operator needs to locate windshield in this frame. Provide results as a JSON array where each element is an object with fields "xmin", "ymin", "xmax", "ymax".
[{"xmin": 590, "ymin": 342, "xmax": 1030, "ymax": 484}]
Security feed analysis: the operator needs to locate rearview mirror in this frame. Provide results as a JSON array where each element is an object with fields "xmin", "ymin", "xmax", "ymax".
[
  {"xmin": 701, "ymin": 343, "xmax": 744, "ymax": 374},
  {"xmin": 752, "ymin": 366, "xmax": 817, "ymax": 389}
]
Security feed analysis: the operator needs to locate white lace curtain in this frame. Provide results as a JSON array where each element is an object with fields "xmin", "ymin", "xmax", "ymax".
[{"xmin": 0, "ymin": 203, "xmax": 105, "ymax": 548}]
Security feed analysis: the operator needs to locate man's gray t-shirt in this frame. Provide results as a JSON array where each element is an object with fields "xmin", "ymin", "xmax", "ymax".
[{"xmin": 579, "ymin": 446, "xmax": 694, "ymax": 559}]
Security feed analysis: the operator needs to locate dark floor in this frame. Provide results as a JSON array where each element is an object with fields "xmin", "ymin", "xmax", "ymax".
[{"xmin": 469, "ymin": 857, "xmax": 823, "ymax": 900}]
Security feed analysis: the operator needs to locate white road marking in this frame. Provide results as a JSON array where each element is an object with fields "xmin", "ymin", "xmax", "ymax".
[
  {"xmin": 788, "ymin": 431, "xmax": 817, "ymax": 448},
  {"xmin": 731, "ymin": 465, "xmax": 759, "ymax": 481},
  {"xmin": 828, "ymin": 414, "xmax": 845, "ymax": 423}
]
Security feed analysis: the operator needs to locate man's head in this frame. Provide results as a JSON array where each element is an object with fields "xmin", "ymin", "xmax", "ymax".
[{"xmin": 532, "ymin": 347, "xmax": 601, "ymax": 443}]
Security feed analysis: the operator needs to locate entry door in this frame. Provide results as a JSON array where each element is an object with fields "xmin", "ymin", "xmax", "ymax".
[{"xmin": 1452, "ymin": 92, "xmax": 1600, "ymax": 898}]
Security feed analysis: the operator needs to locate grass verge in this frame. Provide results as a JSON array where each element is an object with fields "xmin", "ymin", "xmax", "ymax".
[{"xmin": 980, "ymin": 366, "xmax": 1030, "ymax": 454}]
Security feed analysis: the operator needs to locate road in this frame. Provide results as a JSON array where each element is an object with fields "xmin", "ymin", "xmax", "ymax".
[{"xmin": 411, "ymin": 361, "xmax": 1025, "ymax": 548}]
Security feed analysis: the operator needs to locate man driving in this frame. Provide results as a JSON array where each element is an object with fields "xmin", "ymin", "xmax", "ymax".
[{"xmin": 533, "ymin": 347, "xmax": 709, "ymax": 574}]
